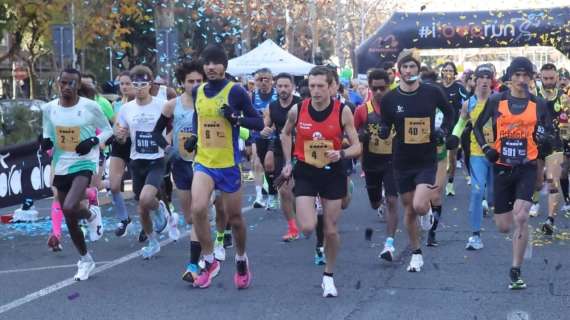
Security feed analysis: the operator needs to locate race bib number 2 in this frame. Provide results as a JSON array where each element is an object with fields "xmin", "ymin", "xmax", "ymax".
[
  {"xmin": 56, "ymin": 126, "xmax": 80, "ymax": 152},
  {"xmin": 404, "ymin": 117, "xmax": 430, "ymax": 144},
  {"xmin": 304, "ymin": 140, "xmax": 333, "ymax": 168}
]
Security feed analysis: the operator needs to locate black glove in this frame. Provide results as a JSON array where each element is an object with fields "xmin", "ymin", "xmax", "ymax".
[
  {"xmin": 39, "ymin": 137, "xmax": 53, "ymax": 152},
  {"xmin": 482, "ymin": 145, "xmax": 499, "ymax": 163},
  {"xmin": 358, "ymin": 128, "xmax": 370, "ymax": 143},
  {"xmin": 75, "ymin": 137, "xmax": 99, "ymax": 156},
  {"xmin": 445, "ymin": 135, "xmax": 460, "ymax": 150},
  {"xmin": 434, "ymin": 127, "xmax": 446, "ymax": 145},
  {"xmin": 220, "ymin": 104, "xmax": 239, "ymax": 126},
  {"xmin": 184, "ymin": 135, "xmax": 198, "ymax": 153},
  {"xmin": 378, "ymin": 124, "xmax": 390, "ymax": 140}
]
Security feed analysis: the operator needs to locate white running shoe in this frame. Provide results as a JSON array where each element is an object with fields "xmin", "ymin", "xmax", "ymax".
[
  {"xmin": 167, "ymin": 211, "xmax": 180, "ymax": 241},
  {"xmin": 379, "ymin": 242, "xmax": 395, "ymax": 262},
  {"xmin": 152, "ymin": 201, "xmax": 168, "ymax": 233},
  {"xmin": 321, "ymin": 275, "xmax": 338, "ymax": 297},
  {"xmin": 419, "ymin": 209, "xmax": 434, "ymax": 231},
  {"xmin": 482, "ymin": 200, "xmax": 489, "ymax": 212},
  {"xmin": 214, "ymin": 241, "xmax": 226, "ymax": 261},
  {"xmin": 465, "ymin": 235, "xmax": 484, "ymax": 250},
  {"xmin": 141, "ymin": 238, "xmax": 161, "ymax": 259},
  {"xmin": 529, "ymin": 203, "xmax": 539, "ymax": 217},
  {"xmin": 74, "ymin": 258, "xmax": 95, "ymax": 281},
  {"xmin": 87, "ymin": 206, "xmax": 103, "ymax": 242},
  {"xmin": 407, "ymin": 253, "xmax": 424, "ymax": 272}
]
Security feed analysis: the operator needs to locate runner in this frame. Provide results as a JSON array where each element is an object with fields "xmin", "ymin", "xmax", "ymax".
[
  {"xmin": 379, "ymin": 49, "xmax": 455, "ymax": 272},
  {"xmin": 115, "ymin": 65, "xmax": 170, "ymax": 259},
  {"xmin": 41, "ymin": 68, "xmax": 112, "ymax": 280},
  {"xmin": 187, "ymin": 44, "xmax": 263, "ymax": 289},
  {"xmin": 537, "ymin": 63, "xmax": 567, "ymax": 235},
  {"xmin": 280, "ymin": 65, "xmax": 361, "ymax": 297},
  {"xmin": 353, "ymin": 68, "xmax": 399, "ymax": 261},
  {"xmin": 260, "ymin": 72, "xmax": 301, "ymax": 241},
  {"xmin": 452, "ymin": 64, "xmax": 495, "ymax": 250},
  {"xmin": 440, "ymin": 62, "xmax": 467, "ymax": 196},
  {"xmin": 251, "ymin": 68, "xmax": 278, "ymax": 209},
  {"xmin": 473, "ymin": 57, "xmax": 552, "ymax": 290}
]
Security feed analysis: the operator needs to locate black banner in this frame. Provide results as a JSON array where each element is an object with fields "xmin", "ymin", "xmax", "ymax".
[
  {"xmin": 356, "ymin": 6, "xmax": 570, "ymax": 74},
  {"xmin": 0, "ymin": 141, "xmax": 52, "ymax": 209}
]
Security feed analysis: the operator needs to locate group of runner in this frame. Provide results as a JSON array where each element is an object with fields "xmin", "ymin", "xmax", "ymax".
[{"xmin": 40, "ymin": 43, "xmax": 570, "ymax": 296}]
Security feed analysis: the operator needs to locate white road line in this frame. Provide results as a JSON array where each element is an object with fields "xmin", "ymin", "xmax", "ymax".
[
  {"xmin": 0, "ymin": 206, "xmax": 253, "ymax": 315},
  {"xmin": 0, "ymin": 261, "xmax": 113, "ymax": 275}
]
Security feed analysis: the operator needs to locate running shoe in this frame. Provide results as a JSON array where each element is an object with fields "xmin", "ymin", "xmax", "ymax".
[
  {"xmin": 223, "ymin": 232, "xmax": 233, "ymax": 248},
  {"xmin": 167, "ymin": 211, "xmax": 180, "ymax": 241},
  {"xmin": 138, "ymin": 229, "xmax": 147, "ymax": 243},
  {"xmin": 253, "ymin": 198, "xmax": 265, "ymax": 209},
  {"xmin": 407, "ymin": 253, "xmax": 423, "ymax": 272},
  {"xmin": 377, "ymin": 204, "xmax": 385, "ymax": 222},
  {"xmin": 465, "ymin": 235, "xmax": 484, "ymax": 250},
  {"xmin": 314, "ymin": 246, "xmax": 326, "ymax": 265},
  {"xmin": 542, "ymin": 218, "xmax": 554, "ymax": 235},
  {"xmin": 508, "ymin": 268, "xmax": 527, "ymax": 290},
  {"xmin": 47, "ymin": 234, "xmax": 62, "ymax": 252},
  {"xmin": 379, "ymin": 242, "xmax": 395, "ymax": 262},
  {"xmin": 214, "ymin": 240, "xmax": 226, "ymax": 261},
  {"xmin": 419, "ymin": 209, "xmax": 434, "ymax": 231},
  {"xmin": 115, "ymin": 217, "xmax": 131, "ymax": 238},
  {"xmin": 87, "ymin": 206, "xmax": 103, "ymax": 242},
  {"xmin": 234, "ymin": 258, "xmax": 252, "ymax": 289},
  {"xmin": 141, "ymin": 238, "xmax": 161, "ymax": 259},
  {"xmin": 466, "ymin": 176, "xmax": 471, "ymax": 185},
  {"xmin": 74, "ymin": 258, "xmax": 95, "ymax": 281},
  {"xmin": 194, "ymin": 259, "xmax": 220, "ymax": 288},
  {"xmin": 426, "ymin": 230, "xmax": 438, "ymax": 247},
  {"xmin": 182, "ymin": 263, "xmax": 199, "ymax": 284},
  {"xmin": 482, "ymin": 199, "xmax": 489, "ymax": 212},
  {"xmin": 321, "ymin": 275, "xmax": 338, "ymax": 297},
  {"xmin": 282, "ymin": 230, "xmax": 300, "ymax": 242},
  {"xmin": 152, "ymin": 201, "xmax": 168, "ymax": 234},
  {"xmin": 529, "ymin": 203, "xmax": 539, "ymax": 217},
  {"xmin": 445, "ymin": 182, "xmax": 455, "ymax": 196},
  {"xmin": 266, "ymin": 195, "xmax": 279, "ymax": 210}
]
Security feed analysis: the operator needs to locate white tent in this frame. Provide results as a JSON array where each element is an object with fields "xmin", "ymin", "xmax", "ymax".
[{"xmin": 227, "ymin": 39, "xmax": 315, "ymax": 76}]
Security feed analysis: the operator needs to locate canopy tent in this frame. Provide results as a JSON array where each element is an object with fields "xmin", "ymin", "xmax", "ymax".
[{"xmin": 227, "ymin": 40, "xmax": 315, "ymax": 76}]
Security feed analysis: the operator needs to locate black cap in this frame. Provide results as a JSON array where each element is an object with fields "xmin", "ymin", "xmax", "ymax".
[
  {"xmin": 200, "ymin": 44, "xmax": 228, "ymax": 69},
  {"xmin": 508, "ymin": 57, "xmax": 533, "ymax": 78},
  {"xmin": 475, "ymin": 64, "xmax": 494, "ymax": 79}
]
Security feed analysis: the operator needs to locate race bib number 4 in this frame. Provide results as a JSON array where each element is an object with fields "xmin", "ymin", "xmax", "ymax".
[
  {"xmin": 178, "ymin": 131, "xmax": 195, "ymax": 160},
  {"xmin": 369, "ymin": 134, "xmax": 392, "ymax": 154},
  {"xmin": 55, "ymin": 126, "xmax": 80, "ymax": 152},
  {"xmin": 404, "ymin": 117, "xmax": 430, "ymax": 144},
  {"xmin": 304, "ymin": 140, "xmax": 333, "ymax": 168},
  {"xmin": 200, "ymin": 118, "xmax": 228, "ymax": 148},
  {"xmin": 500, "ymin": 138, "xmax": 527, "ymax": 165},
  {"xmin": 135, "ymin": 131, "xmax": 158, "ymax": 154}
]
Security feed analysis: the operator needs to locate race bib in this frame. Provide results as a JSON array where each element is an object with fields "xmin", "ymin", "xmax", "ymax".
[
  {"xmin": 200, "ymin": 118, "xmax": 228, "ymax": 148},
  {"xmin": 559, "ymin": 123, "xmax": 569, "ymax": 140},
  {"xmin": 369, "ymin": 133, "xmax": 392, "ymax": 155},
  {"xmin": 178, "ymin": 131, "xmax": 195, "ymax": 161},
  {"xmin": 135, "ymin": 131, "xmax": 158, "ymax": 154},
  {"xmin": 500, "ymin": 138, "xmax": 527, "ymax": 165},
  {"xmin": 404, "ymin": 117, "xmax": 430, "ymax": 144},
  {"xmin": 483, "ymin": 125, "xmax": 494, "ymax": 144},
  {"xmin": 55, "ymin": 126, "xmax": 80, "ymax": 152},
  {"xmin": 303, "ymin": 140, "xmax": 333, "ymax": 168}
]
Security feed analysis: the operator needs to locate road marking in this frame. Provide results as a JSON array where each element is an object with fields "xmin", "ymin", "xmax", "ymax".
[
  {"xmin": 0, "ymin": 206, "xmax": 253, "ymax": 315},
  {"xmin": 0, "ymin": 261, "xmax": 112, "ymax": 275}
]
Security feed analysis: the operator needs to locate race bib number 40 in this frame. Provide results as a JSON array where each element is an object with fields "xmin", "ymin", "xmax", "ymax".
[
  {"xmin": 135, "ymin": 131, "xmax": 158, "ymax": 154},
  {"xmin": 404, "ymin": 117, "xmax": 430, "ymax": 144},
  {"xmin": 200, "ymin": 118, "xmax": 228, "ymax": 148},
  {"xmin": 304, "ymin": 140, "xmax": 333, "ymax": 168},
  {"xmin": 55, "ymin": 126, "xmax": 80, "ymax": 152}
]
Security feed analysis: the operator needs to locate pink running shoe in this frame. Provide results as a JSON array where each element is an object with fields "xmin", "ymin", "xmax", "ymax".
[
  {"xmin": 193, "ymin": 260, "xmax": 220, "ymax": 288},
  {"xmin": 234, "ymin": 258, "xmax": 252, "ymax": 289}
]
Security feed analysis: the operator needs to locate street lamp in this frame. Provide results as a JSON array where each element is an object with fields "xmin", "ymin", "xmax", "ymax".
[{"xmin": 105, "ymin": 47, "xmax": 113, "ymax": 81}]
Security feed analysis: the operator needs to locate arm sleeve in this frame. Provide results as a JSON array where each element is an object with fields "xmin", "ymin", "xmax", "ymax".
[
  {"xmin": 230, "ymin": 85, "xmax": 264, "ymax": 131},
  {"xmin": 436, "ymin": 88, "xmax": 455, "ymax": 134},
  {"xmin": 152, "ymin": 114, "xmax": 172, "ymax": 149},
  {"xmin": 473, "ymin": 95, "xmax": 497, "ymax": 148},
  {"xmin": 88, "ymin": 102, "xmax": 113, "ymax": 143},
  {"xmin": 42, "ymin": 104, "xmax": 54, "ymax": 141}
]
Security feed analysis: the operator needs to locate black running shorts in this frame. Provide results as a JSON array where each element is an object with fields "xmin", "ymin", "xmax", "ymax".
[{"xmin": 493, "ymin": 162, "xmax": 537, "ymax": 214}]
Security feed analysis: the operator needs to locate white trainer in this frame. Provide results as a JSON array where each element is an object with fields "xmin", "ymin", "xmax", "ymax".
[
  {"xmin": 214, "ymin": 241, "xmax": 226, "ymax": 261},
  {"xmin": 167, "ymin": 211, "xmax": 180, "ymax": 241},
  {"xmin": 407, "ymin": 253, "xmax": 424, "ymax": 272},
  {"xmin": 419, "ymin": 209, "xmax": 434, "ymax": 231},
  {"xmin": 321, "ymin": 275, "xmax": 338, "ymax": 297},
  {"xmin": 87, "ymin": 206, "xmax": 103, "ymax": 242},
  {"xmin": 74, "ymin": 258, "xmax": 95, "ymax": 281}
]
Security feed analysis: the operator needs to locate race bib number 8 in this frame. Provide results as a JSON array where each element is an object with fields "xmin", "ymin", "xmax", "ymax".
[
  {"xmin": 201, "ymin": 118, "xmax": 228, "ymax": 148},
  {"xmin": 304, "ymin": 140, "xmax": 333, "ymax": 168},
  {"xmin": 135, "ymin": 131, "xmax": 158, "ymax": 154},
  {"xmin": 56, "ymin": 126, "xmax": 80, "ymax": 152},
  {"xmin": 178, "ymin": 131, "xmax": 195, "ymax": 161},
  {"xmin": 404, "ymin": 117, "xmax": 430, "ymax": 144}
]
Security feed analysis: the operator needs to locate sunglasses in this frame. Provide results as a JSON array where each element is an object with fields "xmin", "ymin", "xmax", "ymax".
[
  {"xmin": 371, "ymin": 85, "xmax": 388, "ymax": 92},
  {"xmin": 132, "ymin": 81, "xmax": 150, "ymax": 88}
]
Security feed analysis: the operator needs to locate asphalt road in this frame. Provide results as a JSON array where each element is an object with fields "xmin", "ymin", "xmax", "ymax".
[{"xmin": 0, "ymin": 171, "xmax": 569, "ymax": 320}]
